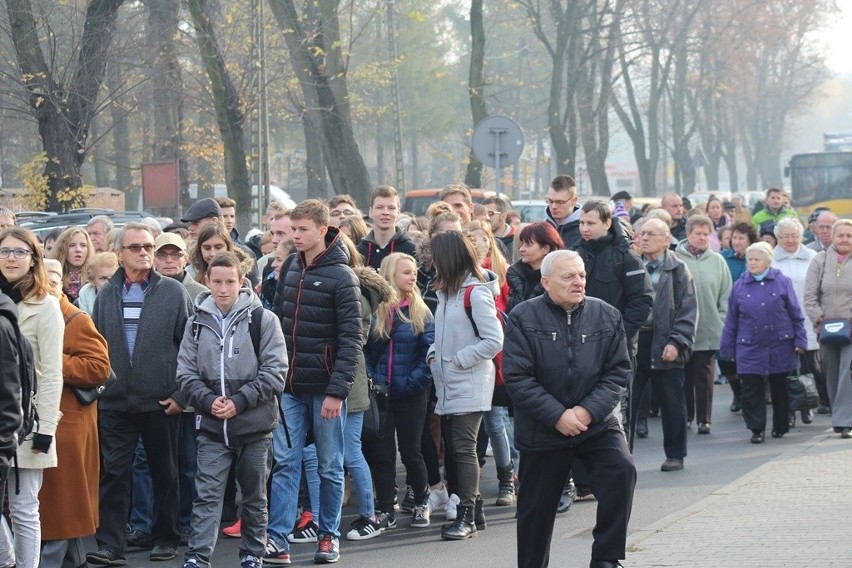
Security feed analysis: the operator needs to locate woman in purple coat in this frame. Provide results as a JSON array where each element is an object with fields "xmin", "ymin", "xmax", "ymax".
[{"xmin": 720, "ymin": 242, "xmax": 807, "ymax": 443}]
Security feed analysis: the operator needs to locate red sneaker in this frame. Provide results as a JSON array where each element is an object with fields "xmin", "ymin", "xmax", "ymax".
[{"xmin": 222, "ymin": 519, "xmax": 242, "ymax": 538}]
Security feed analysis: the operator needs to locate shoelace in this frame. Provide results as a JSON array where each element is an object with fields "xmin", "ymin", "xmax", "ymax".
[{"xmin": 318, "ymin": 537, "xmax": 334, "ymax": 552}]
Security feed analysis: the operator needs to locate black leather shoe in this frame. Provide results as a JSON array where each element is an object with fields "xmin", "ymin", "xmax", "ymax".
[
  {"xmin": 441, "ymin": 505, "xmax": 477, "ymax": 540},
  {"xmin": 771, "ymin": 430, "xmax": 784, "ymax": 438},
  {"xmin": 841, "ymin": 428, "xmax": 852, "ymax": 439},
  {"xmin": 660, "ymin": 458, "xmax": 684, "ymax": 472},
  {"xmin": 86, "ymin": 549, "xmax": 126, "ymax": 566},
  {"xmin": 750, "ymin": 431, "xmax": 765, "ymax": 444},
  {"xmin": 125, "ymin": 529, "xmax": 153, "ymax": 550},
  {"xmin": 149, "ymin": 545, "xmax": 177, "ymax": 562},
  {"xmin": 801, "ymin": 409, "xmax": 813, "ymax": 424},
  {"xmin": 636, "ymin": 418, "xmax": 648, "ymax": 438},
  {"xmin": 474, "ymin": 496, "xmax": 487, "ymax": 530},
  {"xmin": 590, "ymin": 560, "xmax": 624, "ymax": 568}
]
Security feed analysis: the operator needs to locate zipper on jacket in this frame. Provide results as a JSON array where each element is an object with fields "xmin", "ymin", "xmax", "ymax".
[{"xmin": 287, "ymin": 269, "xmax": 307, "ymax": 393}]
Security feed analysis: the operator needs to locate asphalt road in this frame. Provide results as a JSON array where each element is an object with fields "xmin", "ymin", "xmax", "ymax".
[{"xmin": 120, "ymin": 382, "xmax": 829, "ymax": 567}]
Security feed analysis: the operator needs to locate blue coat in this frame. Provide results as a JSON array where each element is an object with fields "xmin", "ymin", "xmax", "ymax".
[
  {"xmin": 366, "ymin": 305, "xmax": 435, "ymax": 400},
  {"xmin": 720, "ymin": 268, "xmax": 807, "ymax": 376},
  {"xmin": 721, "ymin": 248, "xmax": 747, "ymax": 283}
]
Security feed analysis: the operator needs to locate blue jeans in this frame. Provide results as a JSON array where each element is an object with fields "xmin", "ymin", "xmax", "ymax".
[
  {"xmin": 268, "ymin": 393, "xmax": 346, "ymax": 549},
  {"xmin": 482, "ymin": 407, "xmax": 512, "ymax": 469},
  {"xmin": 305, "ymin": 412, "xmax": 374, "ymax": 520}
]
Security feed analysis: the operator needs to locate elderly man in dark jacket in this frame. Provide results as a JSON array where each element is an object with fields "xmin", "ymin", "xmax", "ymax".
[
  {"xmin": 267, "ymin": 199, "xmax": 362, "ymax": 565},
  {"xmin": 504, "ymin": 250, "xmax": 636, "ymax": 568},
  {"xmin": 631, "ymin": 218, "xmax": 697, "ymax": 472},
  {"xmin": 89, "ymin": 223, "xmax": 192, "ymax": 565}
]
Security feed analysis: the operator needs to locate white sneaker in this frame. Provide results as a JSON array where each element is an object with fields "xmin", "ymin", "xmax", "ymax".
[
  {"xmin": 445, "ymin": 493, "xmax": 460, "ymax": 521},
  {"xmin": 428, "ymin": 484, "xmax": 450, "ymax": 515}
]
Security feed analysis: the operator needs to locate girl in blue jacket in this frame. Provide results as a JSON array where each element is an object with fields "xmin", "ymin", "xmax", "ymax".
[{"xmin": 366, "ymin": 253, "xmax": 435, "ymax": 530}]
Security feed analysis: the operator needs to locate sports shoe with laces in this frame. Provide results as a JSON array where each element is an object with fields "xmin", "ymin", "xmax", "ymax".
[
  {"xmin": 400, "ymin": 485, "xmax": 416, "ymax": 513},
  {"xmin": 427, "ymin": 484, "xmax": 449, "ymax": 515},
  {"xmin": 222, "ymin": 518, "xmax": 242, "ymax": 538},
  {"xmin": 314, "ymin": 534, "xmax": 340, "ymax": 564},
  {"xmin": 376, "ymin": 511, "xmax": 397, "ymax": 530},
  {"xmin": 288, "ymin": 510, "xmax": 318, "ymax": 543},
  {"xmin": 346, "ymin": 515, "xmax": 383, "ymax": 540},
  {"xmin": 240, "ymin": 554, "xmax": 262, "ymax": 568},
  {"xmin": 411, "ymin": 504, "xmax": 430, "ymax": 528},
  {"xmin": 445, "ymin": 493, "xmax": 460, "ymax": 521},
  {"xmin": 262, "ymin": 539, "xmax": 291, "ymax": 565}
]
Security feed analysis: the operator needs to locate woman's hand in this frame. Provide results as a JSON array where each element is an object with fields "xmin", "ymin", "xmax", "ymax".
[{"xmin": 795, "ymin": 347, "xmax": 805, "ymax": 355}]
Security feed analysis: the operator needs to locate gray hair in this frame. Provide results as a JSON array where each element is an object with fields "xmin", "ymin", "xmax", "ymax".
[
  {"xmin": 541, "ymin": 249, "xmax": 582, "ymax": 277},
  {"xmin": 116, "ymin": 222, "xmax": 153, "ymax": 248},
  {"xmin": 745, "ymin": 241, "xmax": 774, "ymax": 263},
  {"xmin": 87, "ymin": 215, "xmax": 114, "ymax": 232},
  {"xmin": 644, "ymin": 208, "xmax": 673, "ymax": 227},
  {"xmin": 773, "ymin": 217, "xmax": 803, "ymax": 239}
]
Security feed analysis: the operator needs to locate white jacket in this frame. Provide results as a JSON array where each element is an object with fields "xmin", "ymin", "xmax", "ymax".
[
  {"xmin": 773, "ymin": 245, "xmax": 818, "ymax": 350},
  {"xmin": 17, "ymin": 294, "xmax": 64, "ymax": 469}
]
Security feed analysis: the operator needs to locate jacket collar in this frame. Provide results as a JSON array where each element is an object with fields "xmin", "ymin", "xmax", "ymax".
[
  {"xmin": 741, "ymin": 267, "xmax": 779, "ymax": 283},
  {"xmin": 774, "ymin": 245, "xmax": 811, "ymax": 262}
]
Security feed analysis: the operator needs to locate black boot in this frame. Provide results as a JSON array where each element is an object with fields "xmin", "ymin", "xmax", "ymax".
[
  {"xmin": 729, "ymin": 378, "xmax": 742, "ymax": 412},
  {"xmin": 474, "ymin": 496, "xmax": 487, "ymax": 530},
  {"xmin": 495, "ymin": 463, "xmax": 515, "ymax": 506},
  {"xmin": 441, "ymin": 504, "xmax": 476, "ymax": 540}
]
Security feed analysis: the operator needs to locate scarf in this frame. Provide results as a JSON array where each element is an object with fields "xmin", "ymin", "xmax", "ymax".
[{"xmin": 0, "ymin": 273, "xmax": 23, "ymax": 304}]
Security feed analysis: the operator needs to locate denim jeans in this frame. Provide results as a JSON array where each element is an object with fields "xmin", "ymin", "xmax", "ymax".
[
  {"xmin": 302, "ymin": 444, "xmax": 320, "ymax": 516},
  {"xmin": 178, "ymin": 412, "xmax": 199, "ymax": 531},
  {"xmin": 482, "ymin": 407, "xmax": 512, "ymax": 469},
  {"xmin": 305, "ymin": 411, "xmax": 374, "ymax": 520},
  {"xmin": 0, "ymin": 468, "xmax": 43, "ymax": 568},
  {"xmin": 185, "ymin": 436, "xmax": 271, "ymax": 567},
  {"xmin": 268, "ymin": 393, "xmax": 346, "ymax": 549},
  {"xmin": 501, "ymin": 409, "xmax": 519, "ymax": 467},
  {"xmin": 129, "ymin": 438, "xmax": 153, "ymax": 534}
]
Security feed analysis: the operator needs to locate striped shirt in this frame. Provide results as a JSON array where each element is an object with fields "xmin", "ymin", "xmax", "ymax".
[{"xmin": 122, "ymin": 282, "xmax": 147, "ymax": 355}]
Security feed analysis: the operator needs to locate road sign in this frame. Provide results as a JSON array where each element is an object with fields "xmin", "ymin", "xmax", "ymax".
[{"xmin": 472, "ymin": 115, "xmax": 525, "ymax": 196}]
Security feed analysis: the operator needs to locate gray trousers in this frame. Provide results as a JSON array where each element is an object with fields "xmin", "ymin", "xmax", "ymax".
[
  {"xmin": 820, "ymin": 343, "xmax": 852, "ymax": 428},
  {"xmin": 185, "ymin": 436, "xmax": 272, "ymax": 566},
  {"xmin": 39, "ymin": 538, "xmax": 86, "ymax": 568}
]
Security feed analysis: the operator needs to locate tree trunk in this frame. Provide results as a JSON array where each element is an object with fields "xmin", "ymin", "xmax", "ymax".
[
  {"xmin": 106, "ymin": 60, "xmax": 133, "ymax": 206},
  {"xmin": 186, "ymin": 0, "xmax": 252, "ymax": 229},
  {"xmin": 464, "ymin": 0, "xmax": 487, "ymax": 188},
  {"xmin": 5, "ymin": 0, "xmax": 126, "ymax": 211},
  {"xmin": 268, "ymin": 0, "xmax": 372, "ymax": 206}
]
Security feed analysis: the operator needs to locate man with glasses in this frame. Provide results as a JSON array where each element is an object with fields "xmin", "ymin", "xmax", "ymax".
[
  {"xmin": 482, "ymin": 196, "xmax": 515, "ymax": 261},
  {"xmin": 328, "ymin": 195, "xmax": 359, "ymax": 227},
  {"xmin": 87, "ymin": 223, "xmax": 193, "ymax": 566},
  {"xmin": 545, "ymin": 175, "xmax": 582, "ymax": 249},
  {"xmin": 807, "ymin": 210, "xmax": 837, "ymax": 253},
  {"xmin": 632, "ymin": 218, "xmax": 696, "ymax": 471}
]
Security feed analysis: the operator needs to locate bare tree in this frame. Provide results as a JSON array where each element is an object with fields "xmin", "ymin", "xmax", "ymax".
[
  {"xmin": 4, "ymin": 0, "xmax": 126, "ymax": 210},
  {"xmin": 464, "ymin": 0, "xmax": 487, "ymax": 188}
]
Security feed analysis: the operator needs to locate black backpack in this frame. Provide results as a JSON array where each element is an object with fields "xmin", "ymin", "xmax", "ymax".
[{"xmin": 11, "ymin": 319, "xmax": 38, "ymax": 444}]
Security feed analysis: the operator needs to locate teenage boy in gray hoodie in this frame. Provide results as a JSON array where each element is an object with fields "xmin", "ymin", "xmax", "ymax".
[{"xmin": 177, "ymin": 252, "xmax": 287, "ymax": 568}]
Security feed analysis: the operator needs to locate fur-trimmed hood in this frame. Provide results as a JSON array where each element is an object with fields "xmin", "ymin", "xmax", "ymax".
[
  {"xmin": 353, "ymin": 265, "xmax": 395, "ymax": 313},
  {"xmin": 414, "ymin": 232, "xmax": 433, "ymax": 271}
]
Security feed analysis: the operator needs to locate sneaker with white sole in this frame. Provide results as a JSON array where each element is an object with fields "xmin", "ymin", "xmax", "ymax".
[
  {"xmin": 399, "ymin": 485, "xmax": 416, "ymax": 513},
  {"xmin": 445, "ymin": 493, "xmax": 460, "ymax": 521},
  {"xmin": 314, "ymin": 534, "xmax": 340, "ymax": 564},
  {"xmin": 288, "ymin": 517, "xmax": 318, "ymax": 543},
  {"xmin": 262, "ymin": 539, "xmax": 291, "ymax": 565},
  {"xmin": 346, "ymin": 516, "xmax": 383, "ymax": 541},
  {"xmin": 240, "ymin": 554, "xmax": 262, "ymax": 568},
  {"xmin": 411, "ymin": 504, "xmax": 430, "ymax": 528},
  {"xmin": 427, "ymin": 485, "xmax": 449, "ymax": 515},
  {"xmin": 376, "ymin": 511, "xmax": 397, "ymax": 530}
]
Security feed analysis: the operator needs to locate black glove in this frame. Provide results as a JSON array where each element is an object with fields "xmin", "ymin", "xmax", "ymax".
[{"xmin": 31, "ymin": 434, "xmax": 53, "ymax": 453}]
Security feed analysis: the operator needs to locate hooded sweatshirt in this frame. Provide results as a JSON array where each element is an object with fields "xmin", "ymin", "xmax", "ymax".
[{"xmin": 177, "ymin": 286, "xmax": 287, "ymax": 447}]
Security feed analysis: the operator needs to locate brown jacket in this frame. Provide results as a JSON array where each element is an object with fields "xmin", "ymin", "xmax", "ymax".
[{"xmin": 39, "ymin": 295, "xmax": 110, "ymax": 540}]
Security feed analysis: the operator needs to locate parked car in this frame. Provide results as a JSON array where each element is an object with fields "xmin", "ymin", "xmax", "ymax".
[
  {"xmin": 511, "ymin": 199, "xmax": 548, "ymax": 223},
  {"xmin": 19, "ymin": 210, "xmax": 150, "ymax": 240},
  {"xmin": 402, "ymin": 188, "xmax": 495, "ymax": 217}
]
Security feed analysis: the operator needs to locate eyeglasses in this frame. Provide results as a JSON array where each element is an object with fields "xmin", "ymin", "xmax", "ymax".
[
  {"xmin": 155, "ymin": 250, "xmax": 183, "ymax": 259},
  {"xmin": 777, "ymin": 233, "xmax": 800, "ymax": 240},
  {"xmin": 122, "ymin": 243, "xmax": 155, "ymax": 253},
  {"xmin": 546, "ymin": 198, "xmax": 573, "ymax": 206},
  {"xmin": 0, "ymin": 248, "xmax": 32, "ymax": 259},
  {"xmin": 639, "ymin": 231, "xmax": 666, "ymax": 238},
  {"xmin": 330, "ymin": 209, "xmax": 355, "ymax": 218}
]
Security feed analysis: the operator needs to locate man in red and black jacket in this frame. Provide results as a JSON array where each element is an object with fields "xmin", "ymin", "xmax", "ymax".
[{"xmin": 356, "ymin": 185, "xmax": 417, "ymax": 271}]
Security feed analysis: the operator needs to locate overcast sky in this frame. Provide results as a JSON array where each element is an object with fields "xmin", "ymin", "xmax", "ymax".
[{"xmin": 825, "ymin": 4, "xmax": 852, "ymax": 74}]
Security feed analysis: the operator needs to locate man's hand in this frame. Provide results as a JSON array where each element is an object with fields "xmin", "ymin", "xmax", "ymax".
[
  {"xmin": 211, "ymin": 395, "xmax": 237, "ymax": 420},
  {"xmin": 159, "ymin": 397, "xmax": 184, "ymax": 415},
  {"xmin": 321, "ymin": 396, "xmax": 344, "ymax": 420},
  {"xmin": 662, "ymin": 344, "xmax": 679, "ymax": 362},
  {"xmin": 555, "ymin": 407, "xmax": 590, "ymax": 437}
]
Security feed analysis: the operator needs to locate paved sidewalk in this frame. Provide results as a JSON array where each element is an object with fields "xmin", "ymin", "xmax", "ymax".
[{"xmin": 626, "ymin": 429, "xmax": 852, "ymax": 567}]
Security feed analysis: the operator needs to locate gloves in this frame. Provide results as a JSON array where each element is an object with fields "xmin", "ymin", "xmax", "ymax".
[{"xmin": 31, "ymin": 434, "xmax": 53, "ymax": 453}]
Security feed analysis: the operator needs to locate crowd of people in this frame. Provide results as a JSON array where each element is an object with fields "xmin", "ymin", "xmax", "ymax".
[{"xmin": 0, "ymin": 179, "xmax": 848, "ymax": 568}]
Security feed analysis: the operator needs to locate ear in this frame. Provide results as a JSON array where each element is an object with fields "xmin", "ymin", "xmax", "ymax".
[{"xmin": 541, "ymin": 275, "xmax": 550, "ymax": 291}]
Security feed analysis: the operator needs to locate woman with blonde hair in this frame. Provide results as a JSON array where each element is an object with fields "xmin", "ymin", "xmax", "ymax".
[
  {"xmin": 366, "ymin": 253, "xmax": 435, "ymax": 530},
  {"xmin": 338, "ymin": 215, "xmax": 370, "ymax": 246},
  {"xmin": 49, "ymin": 227, "xmax": 95, "ymax": 303},
  {"xmin": 464, "ymin": 220, "xmax": 509, "ymax": 311},
  {"xmin": 0, "ymin": 228, "xmax": 63, "ymax": 568},
  {"xmin": 76, "ymin": 252, "xmax": 119, "ymax": 315}
]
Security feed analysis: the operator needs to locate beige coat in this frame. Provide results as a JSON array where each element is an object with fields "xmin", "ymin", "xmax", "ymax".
[
  {"xmin": 16, "ymin": 293, "xmax": 64, "ymax": 469},
  {"xmin": 803, "ymin": 246, "xmax": 852, "ymax": 327}
]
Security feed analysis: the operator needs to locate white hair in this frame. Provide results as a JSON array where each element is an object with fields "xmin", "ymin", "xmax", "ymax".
[
  {"xmin": 541, "ymin": 249, "xmax": 582, "ymax": 277},
  {"xmin": 746, "ymin": 241, "xmax": 774, "ymax": 263},
  {"xmin": 773, "ymin": 217, "xmax": 803, "ymax": 239}
]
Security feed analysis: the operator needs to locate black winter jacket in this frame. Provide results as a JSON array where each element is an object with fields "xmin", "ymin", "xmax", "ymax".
[
  {"xmin": 503, "ymin": 295, "xmax": 631, "ymax": 452},
  {"xmin": 546, "ymin": 205, "xmax": 581, "ymax": 250},
  {"xmin": 0, "ymin": 294, "xmax": 22, "ymax": 478},
  {"xmin": 576, "ymin": 223, "xmax": 653, "ymax": 343},
  {"xmin": 506, "ymin": 260, "xmax": 545, "ymax": 313},
  {"xmin": 357, "ymin": 228, "xmax": 418, "ymax": 271},
  {"xmin": 275, "ymin": 227, "xmax": 362, "ymax": 399}
]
